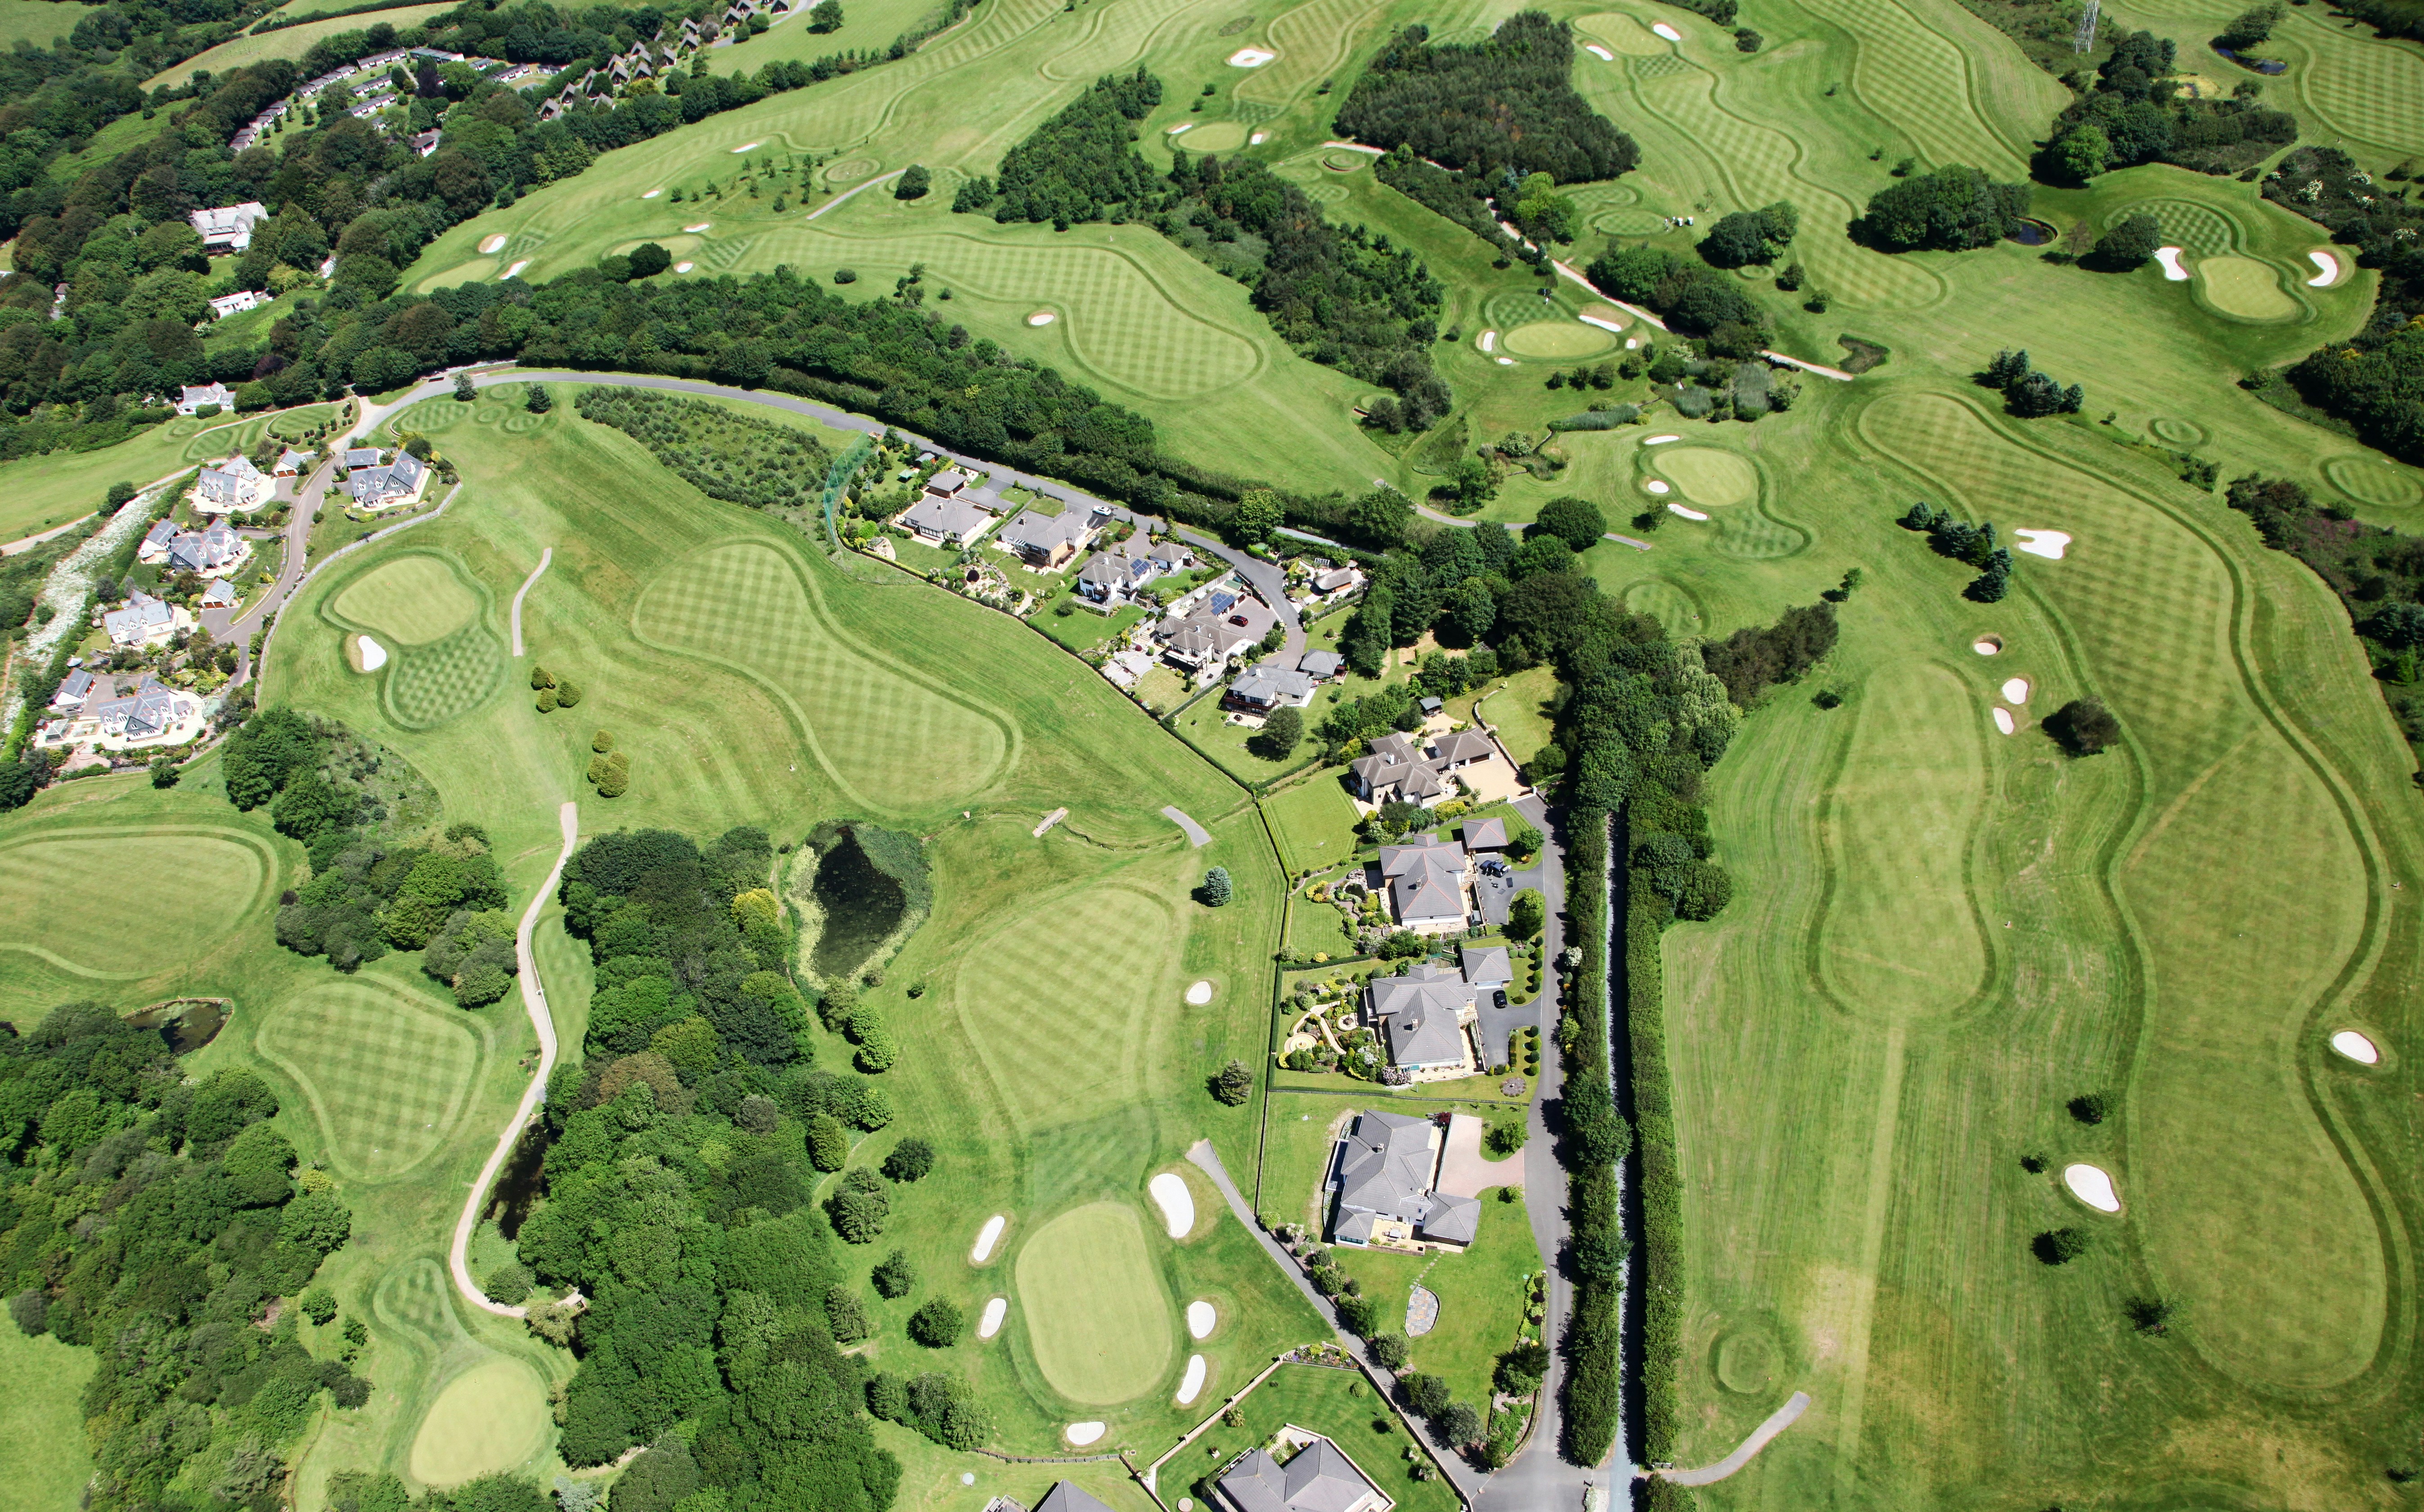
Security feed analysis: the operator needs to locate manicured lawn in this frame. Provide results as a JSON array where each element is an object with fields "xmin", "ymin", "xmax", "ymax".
[
  {"xmin": 1166, "ymin": 1364, "xmax": 1459, "ymax": 1512},
  {"xmin": 0, "ymin": 1320, "xmax": 96, "ymax": 1508},
  {"xmin": 1474, "ymin": 666, "xmax": 1559, "ymax": 767},
  {"xmin": 1261, "ymin": 773, "xmax": 1364, "ymax": 879},
  {"xmin": 1032, "ymin": 593, "xmax": 1147, "ymax": 654},
  {"xmin": 1171, "ymin": 689, "xmax": 1303, "ymax": 788}
]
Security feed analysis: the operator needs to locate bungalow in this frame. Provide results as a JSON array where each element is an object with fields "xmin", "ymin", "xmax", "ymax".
[
  {"xmin": 137, "ymin": 518, "xmax": 180, "ymax": 565},
  {"xmin": 272, "ymin": 448, "xmax": 313, "ymax": 478},
  {"xmin": 342, "ymin": 447, "xmax": 383, "ymax": 471},
  {"xmin": 1226, "ymin": 662, "xmax": 1315, "ymax": 712},
  {"xmin": 348, "ymin": 450, "xmax": 426, "ymax": 507},
  {"xmin": 166, "ymin": 522, "xmax": 250, "ymax": 576},
  {"xmin": 199, "ymin": 578, "xmax": 241, "ymax": 610},
  {"xmin": 1329, "ymin": 1107, "xmax": 1477, "ymax": 1250},
  {"xmin": 925, "ymin": 468, "xmax": 968, "ymax": 496},
  {"xmin": 1312, "ymin": 565, "xmax": 1363, "ymax": 597},
  {"xmin": 1297, "ymin": 648, "xmax": 1343, "ymax": 682},
  {"xmin": 1376, "ymin": 833, "xmax": 1469, "ymax": 933},
  {"xmin": 1212, "ymin": 1432, "xmax": 1391, "ymax": 1512},
  {"xmin": 897, "ymin": 492, "xmax": 995, "ymax": 547},
  {"xmin": 194, "ymin": 455, "xmax": 270, "ymax": 513},
  {"xmin": 177, "ymin": 382, "xmax": 235, "ymax": 416},
  {"xmin": 1161, "ymin": 592, "xmax": 1277, "ymax": 672},
  {"xmin": 49, "ymin": 670, "xmax": 95, "ymax": 711},
  {"xmin": 103, "ymin": 593, "xmax": 178, "ymax": 646},
  {"xmin": 411, "ymin": 128, "xmax": 444, "ymax": 157},
  {"xmin": 1458, "ymin": 943, "xmax": 1513, "ymax": 992},
  {"xmin": 997, "ymin": 507, "xmax": 1092, "ymax": 569},
  {"xmin": 189, "ymin": 202, "xmax": 269, "ymax": 253},
  {"xmin": 1347, "ymin": 730, "xmax": 1495, "ymax": 807},
  {"xmin": 207, "ymin": 289, "xmax": 268, "ymax": 320}
]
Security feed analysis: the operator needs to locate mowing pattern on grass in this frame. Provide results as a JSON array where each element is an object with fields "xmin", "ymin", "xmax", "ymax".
[
  {"xmin": 382, "ymin": 622, "xmax": 510, "ymax": 730},
  {"xmin": 1013, "ymin": 1200, "xmax": 1177, "ymax": 1405},
  {"xmin": 1710, "ymin": 498, "xmax": 1810, "ymax": 560},
  {"xmin": 2108, "ymin": 197, "xmax": 2240, "ymax": 259},
  {"xmin": 1620, "ymin": 577, "xmax": 1705, "ymax": 636},
  {"xmin": 2288, "ymin": 13, "xmax": 2424, "ymax": 159},
  {"xmin": 1658, "ymin": 446, "xmax": 1760, "ymax": 507},
  {"xmin": 331, "ymin": 552, "xmax": 483, "ymax": 645},
  {"xmin": 956, "ymin": 881, "xmax": 1179, "ymax": 1133},
  {"xmin": 636, "ymin": 540, "xmax": 1012, "ymax": 812},
  {"xmin": 2324, "ymin": 453, "xmax": 2423, "ymax": 508},
  {"xmin": 1232, "ymin": 0, "xmax": 1391, "ymax": 112},
  {"xmin": 0, "ymin": 827, "xmax": 274, "ymax": 981},
  {"xmin": 258, "ymin": 976, "xmax": 481, "ymax": 1181}
]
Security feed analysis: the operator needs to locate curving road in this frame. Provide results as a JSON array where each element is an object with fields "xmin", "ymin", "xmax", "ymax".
[{"xmin": 447, "ymin": 800, "xmax": 579, "ymax": 1316}]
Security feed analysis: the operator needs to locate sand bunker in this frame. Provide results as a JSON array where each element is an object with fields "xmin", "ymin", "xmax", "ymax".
[
  {"xmin": 503, "ymin": 260, "xmax": 530, "ymax": 278},
  {"xmin": 2307, "ymin": 249, "xmax": 2343, "ymax": 287},
  {"xmin": 971, "ymin": 1214, "xmax": 1007, "ymax": 1263},
  {"xmin": 1652, "ymin": 21, "xmax": 1683, "ymax": 39},
  {"xmin": 2153, "ymin": 246, "xmax": 2190, "ymax": 281},
  {"xmin": 1625, "ymin": 336, "xmax": 1639, "ymax": 349},
  {"xmin": 1185, "ymin": 979, "xmax": 1213, "ymax": 1004},
  {"xmin": 978, "ymin": 1297, "xmax": 1008, "ymax": 1338},
  {"xmin": 350, "ymin": 634, "xmax": 388, "ymax": 672},
  {"xmin": 1993, "ymin": 707, "xmax": 2016, "ymax": 735},
  {"xmin": 1477, "ymin": 330, "xmax": 1497, "ymax": 352},
  {"xmin": 673, "ymin": 262, "xmax": 695, "ymax": 274},
  {"xmin": 1666, "ymin": 503, "xmax": 1709, "ymax": 520},
  {"xmin": 1176, "ymin": 1355, "xmax": 1207, "ymax": 1405},
  {"xmin": 642, "ymin": 188, "xmax": 661, "ymax": 198},
  {"xmin": 1644, "ymin": 480, "xmax": 1670, "ymax": 495},
  {"xmin": 1495, "ymin": 356, "xmax": 1514, "ymax": 365},
  {"xmin": 684, "ymin": 222, "xmax": 712, "ymax": 232},
  {"xmin": 478, "ymin": 234, "xmax": 507, "ymax": 254},
  {"xmin": 1577, "ymin": 311, "xmax": 1627, "ymax": 334},
  {"xmin": 1973, "ymin": 635, "xmax": 2003, "ymax": 655},
  {"xmin": 1027, "ymin": 311, "xmax": 1056, "ymax": 326},
  {"xmin": 2013, "ymin": 529, "xmax": 2070, "ymax": 560},
  {"xmin": 1065, "ymin": 1422, "xmax": 1106, "ymax": 1446},
  {"xmin": 1250, "ymin": 132, "xmax": 1266, "ymax": 144},
  {"xmin": 1645, "ymin": 433, "xmax": 1680, "ymax": 445},
  {"xmin": 1584, "ymin": 42, "xmax": 1615, "ymax": 59},
  {"xmin": 731, "ymin": 141, "xmax": 761, "ymax": 153},
  {"xmin": 2001, "ymin": 677, "xmax": 2030, "ymax": 704},
  {"xmin": 2330, "ymin": 1029, "xmax": 2380, "ymax": 1065},
  {"xmin": 2064, "ymin": 1163, "xmax": 2121, "ymax": 1213},
  {"xmin": 1166, "ymin": 121, "xmax": 1194, "ymax": 135},
  {"xmin": 1149, "ymin": 1172, "xmax": 1195, "ymax": 1238},
  {"xmin": 1186, "ymin": 1300, "xmax": 1216, "ymax": 1339},
  {"xmin": 1228, "ymin": 47, "xmax": 1275, "ymax": 66}
]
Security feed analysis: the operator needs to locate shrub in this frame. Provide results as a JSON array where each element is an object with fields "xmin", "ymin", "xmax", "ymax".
[
  {"xmin": 1368, "ymin": 1332, "xmax": 1410, "ymax": 1369},
  {"xmin": 1400, "ymin": 1372, "xmax": 1451, "ymax": 1418},
  {"xmin": 872, "ymin": 1248, "xmax": 918, "ymax": 1298},
  {"xmin": 882, "ymin": 1137, "xmax": 936, "ymax": 1182},
  {"xmin": 895, "ymin": 165, "xmax": 931, "ymax": 200},
  {"xmin": 1212, "ymin": 1059, "xmax": 1253, "ymax": 1105},
  {"xmin": 10, "ymin": 1289, "xmax": 47, "ymax": 1336},
  {"xmin": 907, "ymin": 1297, "xmax": 964, "ymax": 1346},
  {"xmin": 524, "ymin": 384, "xmax": 552, "ymax": 414},
  {"xmin": 2034, "ymin": 1226, "xmax": 2090, "ymax": 1265},
  {"xmin": 833, "ymin": 268, "xmax": 858, "ymax": 284},
  {"xmin": 300, "ymin": 1286, "xmax": 339, "ymax": 1325},
  {"xmin": 2068, "ymin": 1090, "xmax": 2112, "ymax": 1124},
  {"xmin": 1435, "ymin": 1401, "xmax": 1483, "ymax": 1446}
]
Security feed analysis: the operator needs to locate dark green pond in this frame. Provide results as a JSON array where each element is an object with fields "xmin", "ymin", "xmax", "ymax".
[{"xmin": 809, "ymin": 826, "xmax": 910, "ymax": 981}]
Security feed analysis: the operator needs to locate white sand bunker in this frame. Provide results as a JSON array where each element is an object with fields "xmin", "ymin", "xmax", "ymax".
[
  {"xmin": 1584, "ymin": 42, "xmax": 1615, "ymax": 59},
  {"xmin": 1666, "ymin": 503, "xmax": 1708, "ymax": 520},
  {"xmin": 642, "ymin": 188, "xmax": 661, "ymax": 198},
  {"xmin": 1477, "ymin": 330, "xmax": 1497, "ymax": 352},
  {"xmin": 971, "ymin": 1214, "xmax": 1007, "ymax": 1263},
  {"xmin": 1578, "ymin": 311, "xmax": 1627, "ymax": 334},
  {"xmin": 1973, "ymin": 636, "xmax": 2002, "ymax": 655},
  {"xmin": 1176, "ymin": 1354, "xmax": 1207, "ymax": 1405},
  {"xmin": 685, "ymin": 222, "xmax": 712, "ymax": 232},
  {"xmin": 2330, "ymin": 1029, "xmax": 2380, "ymax": 1065},
  {"xmin": 2002, "ymin": 677, "xmax": 2030, "ymax": 704},
  {"xmin": 1167, "ymin": 121, "xmax": 1194, "ymax": 135},
  {"xmin": 1645, "ymin": 433, "xmax": 1680, "ymax": 444},
  {"xmin": 1149, "ymin": 1172, "xmax": 1195, "ymax": 1238},
  {"xmin": 2308, "ymin": 250, "xmax": 2341, "ymax": 286},
  {"xmin": 503, "ymin": 260, "xmax": 531, "ymax": 278},
  {"xmin": 354, "ymin": 635, "xmax": 388, "ymax": 672},
  {"xmin": 2013, "ymin": 529, "xmax": 2070, "ymax": 560},
  {"xmin": 1186, "ymin": 1300, "xmax": 1216, "ymax": 1339},
  {"xmin": 1065, "ymin": 1422, "xmax": 1106, "ymax": 1446},
  {"xmin": 2153, "ymin": 246, "xmax": 2190, "ymax": 281},
  {"xmin": 1228, "ymin": 47, "xmax": 1275, "ymax": 66},
  {"xmin": 1027, "ymin": 311, "xmax": 1057, "ymax": 326},
  {"xmin": 978, "ymin": 1297, "xmax": 1008, "ymax": 1338},
  {"xmin": 1625, "ymin": 336, "xmax": 1639, "ymax": 349},
  {"xmin": 1652, "ymin": 21, "xmax": 1683, "ymax": 39},
  {"xmin": 1250, "ymin": 132, "xmax": 1266, "ymax": 144},
  {"xmin": 478, "ymin": 234, "xmax": 507, "ymax": 254},
  {"xmin": 731, "ymin": 141, "xmax": 761, "ymax": 153},
  {"xmin": 1644, "ymin": 480, "xmax": 1670, "ymax": 494},
  {"xmin": 1993, "ymin": 707, "xmax": 2016, "ymax": 736},
  {"xmin": 1495, "ymin": 356, "xmax": 1514, "ymax": 365},
  {"xmin": 2064, "ymin": 1162, "xmax": 2121, "ymax": 1213},
  {"xmin": 1186, "ymin": 980, "xmax": 1214, "ymax": 1004},
  {"xmin": 673, "ymin": 262, "xmax": 695, "ymax": 274}
]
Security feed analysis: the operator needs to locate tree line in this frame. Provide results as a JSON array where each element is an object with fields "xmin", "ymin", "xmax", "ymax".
[
  {"xmin": 2267, "ymin": 147, "xmax": 2424, "ymax": 465},
  {"xmin": 1333, "ymin": 13, "xmax": 1641, "ymax": 185},
  {"xmin": 2040, "ymin": 28, "xmax": 2297, "ymax": 182}
]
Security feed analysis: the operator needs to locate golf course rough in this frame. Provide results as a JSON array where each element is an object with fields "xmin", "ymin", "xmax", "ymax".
[{"xmin": 1014, "ymin": 1201, "xmax": 1177, "ymax": 1406}]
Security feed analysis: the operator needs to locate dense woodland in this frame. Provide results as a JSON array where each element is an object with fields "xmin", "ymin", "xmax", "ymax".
[
  {"xmin": 2040, "ymin": 29, "xmax": 2298, "ymax": 181},
  {"xmin": 1583, "ymin": 244, "xmax": 1770, "ymax": 356},
  {"xmin": 518, "ymin": 826, "xmax": 922, "ymax": 1507},
  {"xmin": 2270, "ymin": 147, "xmax": 2424, "ymax": 464},
  {"xmin": 1333, "ymin": 14, "xmax": 1640, "ymax": 186},
  {"xmin": 966, "ymin": 68, "xmax": 1161, "ymax": 226},
  {"xmin": 0, "ymin": 1005, "xmax": 363, "ymax": 1510}
]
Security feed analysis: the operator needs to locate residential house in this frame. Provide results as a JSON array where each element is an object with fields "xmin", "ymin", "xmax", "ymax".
[
  {"xmin": 166, "ymin": 522, "xmax": 249, "ymax": 576},
  {"xmin": 1161, "ymin": 592, "xmax": 1278, "ymax": 673},
  {"xmin": 1347, "ymin": 729, "xmax": 1495, "ymax": 807},
  {"xmin": 1226, "ymin": 662, "xmax": 1315, "ymax": 712},
  {"xmin": 194, "ymin": 456, "xmax": 270, "ymax": 513},
  {"xmin": 1312, "ymin": 565, "xmax": 1363, "ymax": 597},
  {"xmin": 199, "ymin": 578, "xmax": 241, "ymax": 610},
  {"xmin": 1375, "ymin": 833, "xmax": 1469, "ymax": 933},
  {"xmin": 85, "ymin": 677, "xmax": 195, "ymax": 745},
  {"xmin": 897, "ymin": 492, "xmax": 995, "ymax": 547},
  {"xmin": 207, "ymin": 289, "xmax": 267, "ymax": 320},
  {"xmin": 1025, "ymin": 1485, "xmax": 1120, "ymax": 1512},
  {"xmin": 1329, "ymin": 1107, "xmax": 1477, "ymax": 1251},
  {"xmin": 1458, "ymin": 944, "xmax": 1513, "ymax": 992},
  {"xmin": 1074, "ymin": 538, "xmax": 1188, "ymax": 603},
  {"xmin": 1213, "ymin": 1433, "xmax": 1391, "ymax": 1512},
  {"xmin": 272, "ymin": 448, "xmax": 313, "ymax": 478},
  {"xmin": 1461, "ymin": 816, "xmax": 1508, "ymax": 852},
  {"xmin": 137, "ymin": 518, "xmax": 180, "ymax": 564},
  {"xmin": 925, "ymin": 469, "xmax": 968, "ymax": 496},
  {"xmin": 177, "ymin": 382, "xmax": 235, "ymax": 415},
  {"xmin": 347, "ymin": 450, "xmax": 426, "ymax": 507},
  {"xmin": 49, "ymin": 670, "xmax": 95, "ymax": 711},
  {"xmin": 103, "ymin": 593, "xmax": 178, "ymax": 646},
  {"xmin": 1297, "ymin": 648, "xmax": 1343, "ymax": 682},
  {"xmin": 997, "ymin": 507, "xmax": 1093, "ymax": 569},
  {"xmin": 411, "ymin": 128, "xmax": 444, "ymax": 157},
  {"xmin": 189, "ymin": 202, "xmax": 269, "ymax": 253},
  {"xmin": 342, "ymin": 447, "xmax": 383, "ymax": 471}
]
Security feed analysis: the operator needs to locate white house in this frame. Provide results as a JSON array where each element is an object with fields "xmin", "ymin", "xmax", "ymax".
[
  {"xmin": 208, "ymin": 289, "xmax": 268, "ymax": 320},
  {"xmin": 346, "ymin": 449, "xmax": 427, "ymax": 508},
  {"xmin": 193, "ymin": 455, "xmax": 272, "ymax": 513},
  {"xmin": 177, "ymin": 382, "xmax": 234, "ymax": 416},
  {"xmin": 189, "ymin": 202, "xmax": 269, "ymax": 253},
  {"xmin": 103, "ymin": 592, "xmax": 180, "ymax": 646},
  {"xmin": 897, "ymin": 492, "xmax": 996, "ymax": 547}
]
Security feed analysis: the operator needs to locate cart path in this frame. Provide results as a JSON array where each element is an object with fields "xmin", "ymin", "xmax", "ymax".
[
  {"xmin": 448, "ymin": 800, "xmax": 578, "ymax": 1317},
  {"xmin": 510, "ymin": 546, "xmax": 552, "ymax": 657},
  {"xmin": 1162, "ymin": 806, "xmax": 1212, "ymax": 847},
  {"xmin": 1651, "ymin": 1391, "xmax": 1810, "ymax": 1485}
]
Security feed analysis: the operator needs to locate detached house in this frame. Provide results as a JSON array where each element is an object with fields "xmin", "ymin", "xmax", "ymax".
[
  {"xmin": 1348, "ymin": 729, "xmax": 1495, "ymax": 807},
  {"xmin": 897, "ymin": 492, "xmax": 995, "ymax": 547},
  {"xmin": 49, "ymin": 670, "xmax": 95, "ymax": 711},
  {"xmin": 103, "ymin": 593, "xmax": 178, "ymax": 646},
  {"xmin": 1328, "ymin": 1108, "xmax": 1478, "ymax": 1249},
  {"xmin": 137, "ymin": 518, "xmax": 180, "ymax": 564},
  {"xmin": 272, "ymin": 448, "xmax": 313, "ymax": 478},
  {"xmin": 1161, "ymin": 592, "xmax": 1277, "ymax": 673},
  {"xmin": 1226, "ymin": 662, "xmax": 1315, "ymax": 712},
  {"xmin": 189, "ymin": 202, "xmax": 269, "ymax": 253},
  {"xmin": 194, "ymin": 455, "xmax": 270, "ymax": 513},
  {"xmin": 177, "ymin": 382, "xmax": 235, "ymax": 415},
  {"xmin": 1212, "ymin": 1433, "xmax": 1391, "ymax": 1512},
  {"xmin": 997, "ymin": 507, "xmax": 1093, "ymax": 569},
  {"xmin": 1075, "ymin": 538, "xmax": 1188, "ymax": 603},
  {"xmin": 347, "ymin": 449, "xmax": 426, "ymax": 507},
  {"xmin": 1376, "ymin": 833, "xmax": 1469, "ymax": 933},
  {"xmin": 166, "ymin": 522, "xmax": 249, "ymax": 576}
]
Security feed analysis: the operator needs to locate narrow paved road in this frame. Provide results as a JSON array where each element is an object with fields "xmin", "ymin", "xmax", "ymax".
[
  {"xmin": 448, "ymin": 800, "xmax": 579, "ymax": 1317},
  {"xmin": 1655, "ymin": 1391, "xmax": 1809, "ymax": 1485},
  {"xmin": 203, "ymin": 451, "xmax": 346, "ymax": 678}
]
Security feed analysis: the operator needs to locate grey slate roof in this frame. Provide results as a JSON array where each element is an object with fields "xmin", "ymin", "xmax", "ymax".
[
  {"xmin": 1462, "ymin": 816, "xmax": 1508, "ymax": 851},
  {"xmin": 899, "ymin": 492, "xmax": 993, "ymax": 542},
  {"xmin": 1034, "ymin": 1483, "xmax": 1120, "ymax": 1512},
  {"xmin": 141, "ymin": 518, "xmax": 178, "ymax": 555},
  {"xmin": 1419, "ymin": 1193, "xmax": 1481, "ymax": 1246},
  {"xmin": 1216, "ymin": 1439, "xmax": 1383, "ymax": 1512},
  {"xmin": 1335, "ymin": 1107, "xmax": 1437, "ymax": 1219},
  {"xmin": 1377, "ymin": 835, "xmax": 1466, "ymax": 924},
  {"xmin": 1230, "ymin": 663, "xmax": 1314, "ymax": 709},
  {"xmin": 926, "ymin": 468, "xmax": 968, "ymax": 494},
  {"xmin": 1000, "ymin": 506, "xmax": 1090, "ymax": 560},
  {"xmin": 1163, "ymin": 594, "xmax": 1277, "ymax": 665},
  {"xmin": 103, "ymin": 594, "xmax": 174, "ymax": 643},
  {"xmin": 1459, "ymin": 946, "xmax": 1513, "ymax": 989},
  {"xmin": 50, "ymin": 670, "xmax": 94, "ymax": 709},
  {"xmin": 347, "ymin": 449, "xmax": 424, "ymax": 504},
  {"xmin": 1296, "ymin": 649, "xmax": 1343, "ymax": 680},
  {"xmin": 343, "ymin": 447, "xmax": 384, "ymax": 470}
]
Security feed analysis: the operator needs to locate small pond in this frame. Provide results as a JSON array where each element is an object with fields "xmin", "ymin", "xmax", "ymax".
[
  {"xmin": 807, "ymin": 825, "xmax": 911, "ymax": 982},
  {"xmin": 2008, "ymin": 218, "xmax": 2056, "ymax": 247},
  {"xmin": 123, "ymin": 998, "xmax": 229, "ymax": 1054},
  {"xmin": 2211, "ymin": 44, "xmax": 2286, "ymax": 73}
]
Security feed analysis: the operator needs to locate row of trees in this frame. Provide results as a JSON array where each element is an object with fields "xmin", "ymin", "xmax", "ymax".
[
  {"xmin": 1898, "ymin": 502, "xmax": 2019, "ymax": 604},
  {"xmin": 1584, "ymin": 244, "xmax": 1772, "ymax": 357},
  {"xmin": 1, "ymin": 1006, "xmax": 362, "ymax": 1510}
]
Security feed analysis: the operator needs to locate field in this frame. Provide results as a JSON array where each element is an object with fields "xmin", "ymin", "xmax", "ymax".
[
  {"xmin": 0, "ymin": 1322, "xmax": 96, "ymax": 1511},
  {"xmin": 0, "ymin": 0, "xmax": 82, "ymax": 48}
]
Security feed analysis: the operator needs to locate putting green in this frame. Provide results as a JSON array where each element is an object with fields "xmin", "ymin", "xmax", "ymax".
[
  {"xmin": 1501, "ymin": 321, "xmax": 1615, "ymax": 360},
  {"xmin": 407, "ymin": 1356, "xmax": 550, "ymax": 1486},
  {"xmin": 332, "ymin": 553, "xmax": 483, "ymax": 646},
  {"xmin": 1656, "ymin": 447, "xmax": 1759, "ymax": 507},
  {"xmin": 1576, "ymin": 10, "xmax": 1667, "ymax": 53},
  {"xmin": 2196, "ymin": 257, "xmax": 2299, "ymax": 321},
  {"xmin": 1181, "ymin": 121, "xmax": 1249, "ymax": 152},
  {"xmin": 1014, "ymin": 1201, "xmax": 1176, "ymax": 1406},
  {"xmin": 2324, "ymin": 454, "xmax": 2422, "ymax": 508}
]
